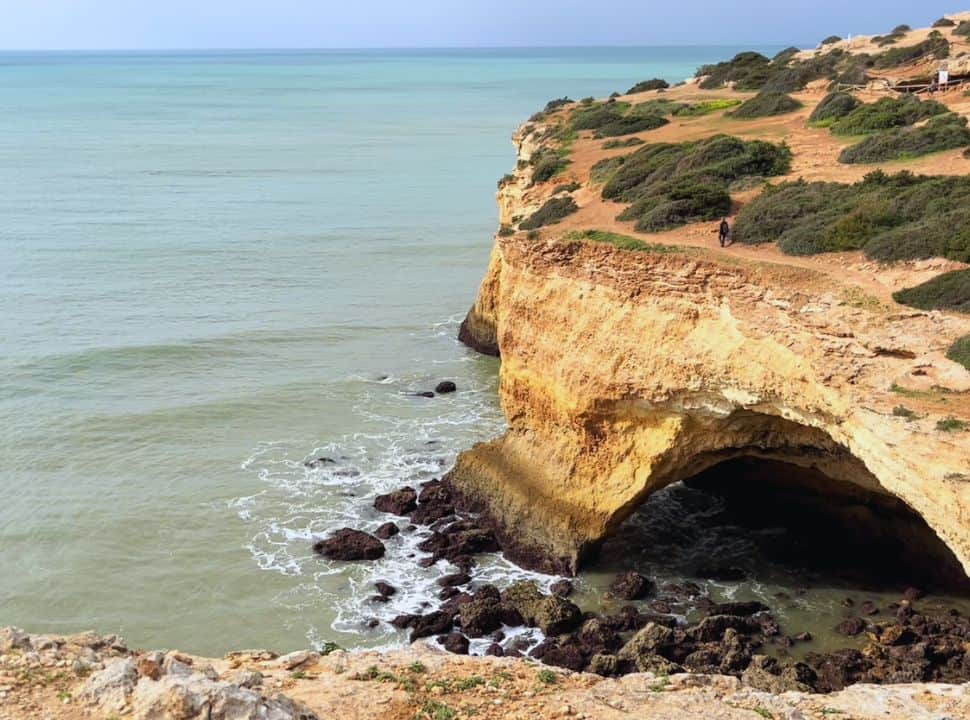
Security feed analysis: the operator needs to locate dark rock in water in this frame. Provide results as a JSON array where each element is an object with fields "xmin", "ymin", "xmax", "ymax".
[
  {"xmin": 903, "ymin": 587, "xmax": 925, "ymax": 602},
  {"xmin": 896, "ymin": 603, "xmax": 914, "ymax": 622},
  {"xmin": 485, "ymin": 643, "xmax": 505, "ymax": 657},
  {"xmin": 841, "ymin": 597, "xmax": 855, "ymax": 608},
  {"xmin": 369, "ymin": 594, "xmax": 390, "ymax": 604},
  {"xmin": 374, "ymin": 581, "xmax": 397, "ymax": 597},
  {"xmin": 609, "ymin": 572, "xmax": 653, "ymax": 600},
  {"xmin": 438, "ymin": 572, "xmax": 471, "ymax": 588},
  {"xmin": 687, "ymin": 615, "xmax": 757, "ymax": 643},
  {"xmin": 304, "ymin": 457, "xmax": 336, "ymax": 469},
  {"xmin": 550, "ymin": 579, "xmax": 574, "ymax": 597},
  {"xmin": 411, "ymin": 501, "xmax": 455, "ymax": 525},
  {"xmin": 649, "ymin": 600, "xmax": 672, "ymax": 614},
  {"xmin": 374, "ymin": 487, "xmax": 417, "ymax": 516},
  {"xmin": 588, "ymin": 653, "xmax": 619, "ymax": 677},
  {"xmin": 711, "ymin": 601, "xmax": 769, "ymax": 617},
  {"xmin": 836, "ymin": 617, "xmax": 867, "ymax": 636},
  {"xmin": 439, "ymin": 587, "xmax": 460, "ymax": 601},
  {"xmin": 435, "ymin": 381, "xmax": 457, "ymax": 394},
  {"xmin": 417, "ymin": 557, "xmax": 437, "ymax": 569},
  {"xmin": 490, "ymin": 629, "xmax": 506, "ymax": 642},
  {"xmin": 807, "ymin": 648, "xmax": 869, "ymax": 692},
  {"xmin": 531, "ymin": 638, "xmax": 585, "ymax": 672},
  {"xmin": 878, "ymin": 624, "xmax": 916, "ymax": 646},
  {"xmin": 410, "ymin": 611, "xmax": 454, "ymax": 641},
  {"xmin": 411, "ymin": 391, "xmax": 435, "ymax": 398},
  {"xmin": 375, "ymin": 522, "xmax": 400, "ymax": 540},
  {"xmin": 418, "ymin": 480, "xmax": 452, "ymax": 506},
  {"xmin": 366, "ymin": 619, "xmax": 380, "ymax": 629},
  {"xmin": 459, "ymin": 597, "xmax": 504, "ymax": 637},
  {"xmin": 439, "ymin": 592, "xmax": 474, "ymax": 617},
  {"xmin": 391, "ymin": 614, "xmax": 416, "ymax": 630},
  {"xmin": 861, "ymin": 600, "xmax": 880, "ymax": 616},
  {"xmin": 439, "ymin": 632, "xmax": 470, "ymax": 655},
  {"xmin": 313, "ymin": 529, "xmax": 385, "ymax": 561},
  {"xmin": 417, "ymin": 527, "xmax": 498, "ymax": 564},
  {"xmin": 793, "ymin": 631, "xmax": 813, "ymax": 642}
]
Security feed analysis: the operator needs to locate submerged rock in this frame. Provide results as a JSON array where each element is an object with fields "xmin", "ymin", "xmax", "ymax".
[
  {"xmin": 374, "ymin": 522, "xmax": 400, "ymax": 539},
  {"xmin": 313, "ymin": 529, "xmax": 385, "ymax": 561},
  {"xmin": 435, "ymin": 381, "xmax": 457, "ymax": 394}
]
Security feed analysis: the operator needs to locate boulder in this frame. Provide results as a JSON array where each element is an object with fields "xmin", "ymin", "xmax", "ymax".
[
  {"xmin": 588, "ymin": 653, "xmax": 619, "ymax": 676},
  {"xmin": 609, "ymin": 572, "xmax": 653, "ymax": 600},
  {"xmin": 409, "ymin": 611, "xmax": 454, "ymax": 641},
  {"xmin": 550, "ymin": 579, "xmax": 574, "ymax": 597},
  {"xmin": 313, "ymin": 529, "xmax": 384, "ymax": 561},
  {"xmin": 374, "ymin": 487, "xmax": 417, "ymax": 516},
  {"xmin": 836, "ymin": 617, "xmax": 867, "ymax": 636},
  {"xmin": 618, "ymin": 622, "xmax": 676, "ymax": 664},
  {"xmin": 439, "ymin": 632, "xmax": 470, "ymax": 655},
  {"xmin": 374, "ymin": 581, "xmax": 397, "ymax": 598},
  {"xmin": 374, "ymin": 522, "xmax": 400, "ymax": 539},
  {"xmin": 79, "ymin": 658, "xmax": 139, "ymax": 712},
  {"xmin": 435, "ymin": 381, "xmax": 457, "ymax": 394},
  {"xmin": 459, "ymin": 597, "xmax": 503, "ymax": 637},
  {"xmin": 438, "ymin": 572, "xmax": 472, "ymax": 588},
  {"xmin": 534, "ymin": 596, "xmax": 583, "ymax": 636},
  {"xmin": 485, "ymin": 643, "xmax": 505, "ymax": 657}
]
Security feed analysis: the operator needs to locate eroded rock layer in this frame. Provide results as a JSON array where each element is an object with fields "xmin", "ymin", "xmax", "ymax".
[{"xmin": 450, "ymin": 236, "xmax": 970, "ymax": 577}]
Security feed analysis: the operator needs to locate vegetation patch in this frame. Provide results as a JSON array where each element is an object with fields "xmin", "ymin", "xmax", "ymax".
[
  {"xmin": 936, "ymin": 417, "xmax": 968, "ymax": 432},
  {"xmin": 627, "ymin": 78, "xmax": 669, "ymax": 94},
  {"xmin": 821, "ymin": 35, "xmax": 842, "ymax": 45},
  {"xmin": 829, "ymin": 95, "xmax": 948, "ymax": 135},
  {"xmin": 529, "ymin": 97, "xmax": 572, "ymax": 122},
  {"xmin": 947, "ymin": 334, "xmax": 970, "ymax": 370},
  {"xmin": 697, "ymin": 51, "xmax": 773, "ymax": 90},
  {"xmin": 590, "ymin": 156, "xmax": 624, "ymax": 185},
  {"xmin": 956, "ymin": 20, "xmax": 970, "ymax": 37},
  {"xmin": 729, "ymin": 92, "xmax": 802, "ymax": 119},
  {"xmin": 892, "ymin": 405, "xmax": 918, "ymax": 419},
  {"xmin": 602, "ymin": 135, "xmax": 791, "ymax": 231},
  {"xmin": 934, "ymin": 17, "xmax": 957, "ymax": 28},
  {"xmin": 734, "ymin": 172, "xmax": 970, "ymax": 262},
  {"xmin": 838, "ymin": 113, "xmax": 970, "ymax": 163},
  {"xmin": 564, "ymin": 229, "xmax": 685, "ymax": 254},
  {"xmin": 603, "ymin": 137, "xmax": 645, "ymax": 149},
  {"xmin": 673, "ymin": 99, "xmax": 743, "ymax": 116},
  {"xmin": 892, "ymin": 269, "xmax": 970, "ymax": 312},
  {"xmin": 808, "ymin": 92, "xmax": 860, "ymax": 127},
  {"xmin": 519, "ymin": 196, "xmax": 579, "ymax": 230},
  {"xmin": 872, "ymin": 34, "xmax": 949, "ymax": 68}
]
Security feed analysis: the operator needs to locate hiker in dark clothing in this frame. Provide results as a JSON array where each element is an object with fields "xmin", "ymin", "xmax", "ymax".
[{"xmin": 718, "ymin": 218, "xmax": 731, "ymax": 247}]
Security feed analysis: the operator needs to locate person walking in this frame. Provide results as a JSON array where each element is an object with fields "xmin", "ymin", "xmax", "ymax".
[{"xmin": 717, "ymin": 218, "xmax": 731, "ymax": 247}]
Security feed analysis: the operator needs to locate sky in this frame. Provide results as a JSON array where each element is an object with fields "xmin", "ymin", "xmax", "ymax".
[{"xmin": 0, "ymin": 1, "xmax": 964, "ymax": 50}]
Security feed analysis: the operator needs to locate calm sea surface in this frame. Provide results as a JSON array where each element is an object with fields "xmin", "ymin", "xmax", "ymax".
[{"xmin": 15, "ymin": 47, "xmax": 949, "ymax": 658}]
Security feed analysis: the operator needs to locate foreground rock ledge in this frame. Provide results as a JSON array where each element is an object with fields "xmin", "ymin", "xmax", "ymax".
[
  {"xmin": 451, "ymin": 235, "xmax": 970, "ymax": 577},
  {"xmin": 2, "ymin": 628, "xmax": 969, "ymax": 720}
]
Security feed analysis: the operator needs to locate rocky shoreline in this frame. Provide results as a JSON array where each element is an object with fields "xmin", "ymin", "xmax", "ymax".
[
  {"xmin": 3, "ymin": 626, "xmax": 969, "ymax": 720},
  {"xmin": 310, "ymin": 476, "xmax": 970, "ymax": 694}
]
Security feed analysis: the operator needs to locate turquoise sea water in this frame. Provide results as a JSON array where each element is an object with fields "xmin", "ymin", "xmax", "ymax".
[{"xmin": 1, "ymin": 47, "xmax": 766, "ymax": 655}]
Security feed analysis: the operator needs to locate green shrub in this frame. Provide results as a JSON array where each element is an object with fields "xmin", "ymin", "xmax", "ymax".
[
  {"xmin": 519, "ymin": 196, "xmax": 579, "ymax": 230},
  {"xmin": 808, "ymin": 92, "xmax": 860, "ymax": 126},
  {"xmin": 956, "ymin": 21, "xmax": 970, "ymax": 37},
  {"xmin": 565, "ymin": 229, "xmax": 683, "ymax": 253},
  {"xmin": 873, "ymin": 35, "xmax": 949, "ymax": 68},
  {"xmin": 580, "ymin": 96, "xmax": 595, "ymax": 105},
  {"xmin": 838, "ymin": 113, "xmax": 970, "ymax": 163},
  {"xmin": 892, "ymin": 270, "xmax": 970, "ymax": 312},
  {"xmin": 934, "ymin": 17, "xmax": 956, "ymax": 28},
  {"xmin": 936, "ymin": 417, "xmax": 967, "ymax": 432},
  {"xmin": 729, "ymin": 92, "xmax": 803, "ymax": 119},
  {"xmin": 773, "ymin": 47, "xmax": 801, "ymax": 63},
  {"xmin": 821, "ymin": 35, "xmax": 842, "ymax": 45},
  {"xmin": 526, "ymin": 229, "xmax": 540, "ymax": 240},
  {"xmin": 672, "ymin": 99, "xmax": 743, "ymax": 116},
  {"xmin": 590, "ymin": 156, "xmax": 624, "ymax": 184},
  {"xmin": 531, "ymin": 149, "xmax": 565, "ymax": 183},
  {"xmin": 632, "ymin": 99, "xmax": 687, "ymax": 116},
  {"xmin": 893, "ymin": 405, "xmax": 918, "ymax": 419},
  {"xmin": 593, "ymin": 113, "xmax": 669, "ymax": 138},
  {"xmin": 628, "ymin": 78, "xmax": 670, "ymax": 93},
  {"xmin": 554, "ymin": 181, "xmax": 581, "ymax": 193},
  {"xmin": 498, "ymin": 224, "xmax": 515, "ymax": 237},
  {"xmin": 734, "ymin": 172, "xmax": 970, "ymax": 262},
  {"xmin": 697, "ymin": 51, "xmax": 774, "ymax": 90},
  {"xmin": 830, "ymin": 95, "xmax": 948, "ymax": 135},
  {"xmin": 602, "ymin": 135, "xmax": 790, "ymax": 232},
  {"xmin": 603, "ymin": 137, "xmax": 645, "ymax": 149},
  {"xmin": 891, "ymin": 24, "xmax": 912, "ymax": 34},
  {"xmin": 947, "ymin": 334, "xmax": 970, "ymax": 370}
]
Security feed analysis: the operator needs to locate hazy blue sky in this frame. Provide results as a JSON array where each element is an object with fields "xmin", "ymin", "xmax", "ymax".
[{"xmin": 0, "ymin": 1, "xmax": 962, "ymax": 49}]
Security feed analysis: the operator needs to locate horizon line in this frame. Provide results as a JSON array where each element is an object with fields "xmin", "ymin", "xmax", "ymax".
[{"xmin": 0, "ymin": 42, "xmax": 798, "ymax": 53}]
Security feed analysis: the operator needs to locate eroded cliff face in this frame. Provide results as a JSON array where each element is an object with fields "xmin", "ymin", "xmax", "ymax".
[{"xmin": 451, "ymin": 224, "xmax": 970, "ymax": 578}]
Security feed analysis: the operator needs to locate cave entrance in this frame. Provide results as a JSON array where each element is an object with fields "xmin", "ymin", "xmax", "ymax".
[{"xmin": 595, "ymin": 456, "xmax": 970, "ymax": 596}]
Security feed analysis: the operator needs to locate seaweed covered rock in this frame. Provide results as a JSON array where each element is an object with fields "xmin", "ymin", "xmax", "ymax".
[{"xmin": 313, "ymin": 529, "xmax": 385, "ymax": 561}]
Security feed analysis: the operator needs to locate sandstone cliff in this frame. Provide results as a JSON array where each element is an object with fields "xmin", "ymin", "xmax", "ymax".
[{"xmin": 451, "ymin": 106, "xmax": 970, "ymax": 579}]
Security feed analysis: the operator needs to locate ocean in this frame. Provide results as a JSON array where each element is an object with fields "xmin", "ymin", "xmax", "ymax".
[{"xmin": 5, "ymin": 47, "xmax": 970, "ymax": 661}]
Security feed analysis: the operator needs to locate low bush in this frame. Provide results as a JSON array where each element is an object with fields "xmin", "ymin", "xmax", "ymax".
[
  {"xmin": 838, "ymin": 113, "xmax": 970, "ymax": 163},
  {"xmin": 569, "ymin": 102, "xmax": 629, "ymax": 131},
  {"xmin": 673, "ymin": 99, "xmax": 743, "ymax": 116},
  {"xmin": 498, "ymin": 225, "xmax": 515, "ymax": 237},
  {"xmin": 531, "ymin": 148, "xmax": 566, "ymax": 183},
  {"xmin": 729, "ymin": 92, "xmax": 802, "ymax": 119},
  {"xmin": 627, "ymin": 78, "xmax": 669, "ymax": 94},
  {"xmin": 554, "ymin": 181, "xmax": 582, "ymax": 193},
  {"xmin": 602, "ymin": 134, "xmax": 791, "ymax": 232},
  {"xmin": 821, "ymin": 35, "xmax": 842, "ymax": 45},
  {"xmin": 892, "ymin": 24, "xmax": 912, "ymax": 33},
  {"xmin": 529, "ymin": 97, "xmax": 573, "ymax": 122},
  {"xmin": 734, "ymin": 171, "xmax": 970, "ymax": 262},
  {"xmin": 956, "ymin": 20, "xmax": 970, "ymax": 37},
  {"xmin": 603, "ymin": 137, "xmax": 645, "ymax": 149},
  {"xmin": 808, "ymin": 91, "xmax": 860, "ymax": 126},
  {"xmin": 593, "ymin": 113, "xmax": 669, "ymax": 138},
  {"xmin": 697, "ymin": 51, "xmax": 773, "ymax": 90},
  {"xmin": 519, "ymin": 196, "xmax": 579, "ymax": 230},
  {"xmin": 934, "ymin": 17, "xmax": 957, "ymax": 28},
  {"xmin": 892, "ymin": 269, "xmax": 970, "ymax": 312},
  {"xmin": 947, "ymin": 334, "xmax": 970, "ymax": 370},
  {"xmin": 829, "ymin": 95, "xmax": 948, "ymax": 135},
  {"xmin": 873, "ymin": 35, "xmax": 949, "ymax": 69},
  {"xmin": 773, "ymin": 47, "xmax": 801, "ymax": 63},
  {"xmin": 565, "ymin": 229, "xmax": 684, "ymax": 253},
  {"xmin": 590, "ymin": 156, "xmax": 624, "ymax": 184}
]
